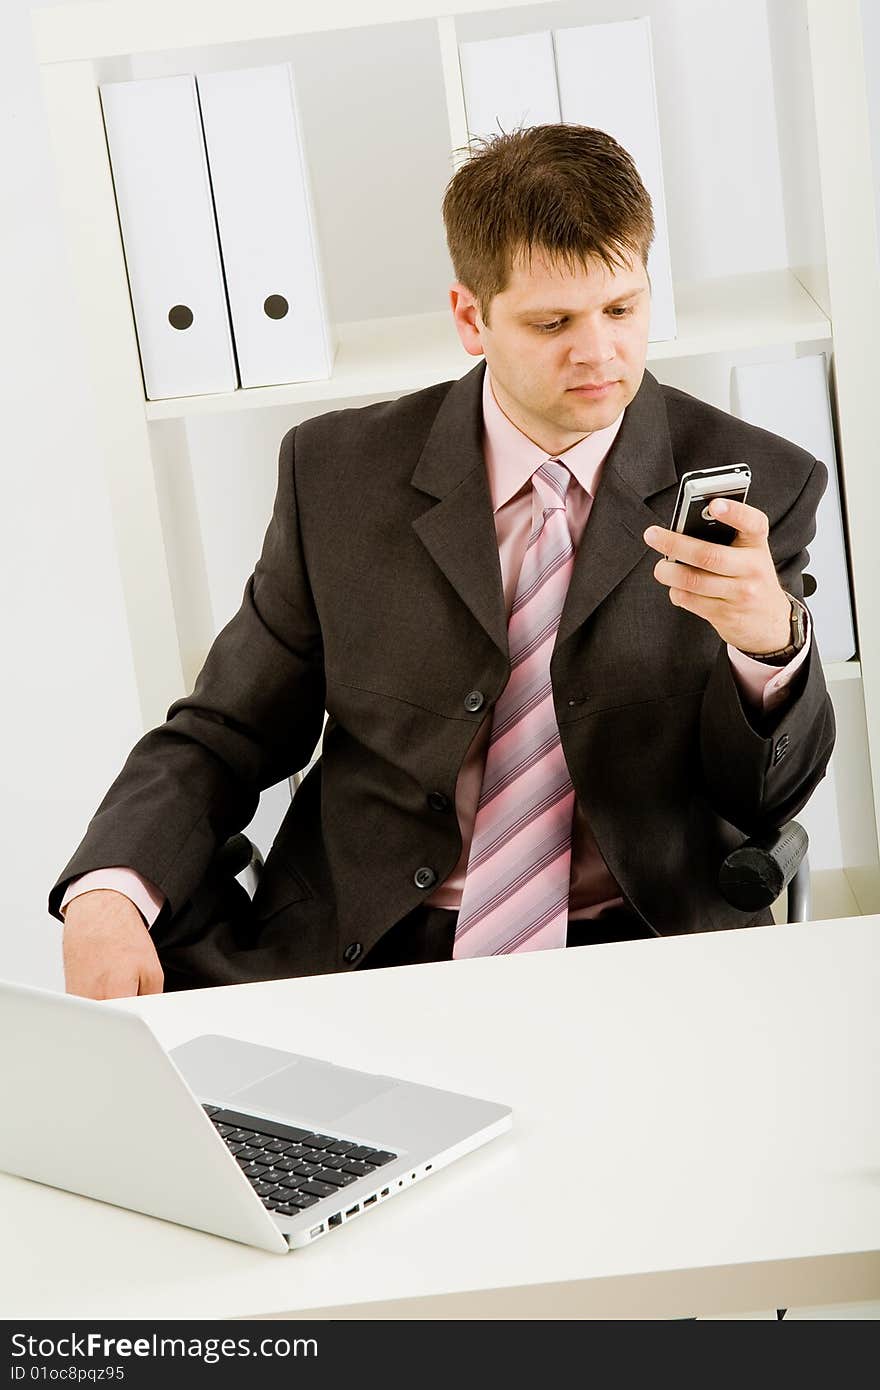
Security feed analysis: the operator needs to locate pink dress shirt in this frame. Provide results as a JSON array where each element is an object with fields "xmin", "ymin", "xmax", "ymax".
[{"xmin": 60, "ymin": 368, "xmax": 810, "ymax": 929}]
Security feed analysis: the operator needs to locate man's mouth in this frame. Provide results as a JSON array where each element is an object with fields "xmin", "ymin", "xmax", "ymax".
[{"xmin": 567, "ymin": 381, "xmax": 617, "ymax": 396}]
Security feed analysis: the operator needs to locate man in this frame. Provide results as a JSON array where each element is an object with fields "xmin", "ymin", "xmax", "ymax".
[{"xmin": 51, "ymin": 125, "xmax": 834, "ymax": 998}]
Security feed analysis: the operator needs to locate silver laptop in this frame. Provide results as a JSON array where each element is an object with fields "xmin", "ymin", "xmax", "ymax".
[{"xmin": 0, "ymin": 978, "xmax": 512, "ymax": 1253}]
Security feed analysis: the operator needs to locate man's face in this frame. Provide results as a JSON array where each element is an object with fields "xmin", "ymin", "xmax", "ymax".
[{"xmin": 450, "ymin": 246, "xmax": 651, "ymax": 454}]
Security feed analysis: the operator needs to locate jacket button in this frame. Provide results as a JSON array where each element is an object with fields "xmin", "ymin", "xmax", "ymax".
[
  {"xmin": 414, "ymin": 866, "xmax": 438, "ymax": 890},
  {"xmin": 343, "ymin": 942, "xmax": 363, "ymax": 964},
  {"xmin": 464, "ymin": 690, "xmax": 484, "ymax": 712},
  {"xmin": 427, "ymin": 791, "xmax": 451, "ymax": 812}
]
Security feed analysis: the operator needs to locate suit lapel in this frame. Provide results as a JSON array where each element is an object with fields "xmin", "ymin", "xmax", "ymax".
[
  {"xmin": 411, "ymin": 360, "xmax": 509, "ymax": 656},
  {"xmin": 409, "ymin": 360, "xmax": 680, "ymax": 656},
  {"xmin": 556, "ymin": 369, "xmax": 679, "ymax": 647}
]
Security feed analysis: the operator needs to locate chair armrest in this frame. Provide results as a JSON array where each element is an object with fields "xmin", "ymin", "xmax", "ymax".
[
  {"xmin": 216, "ymin": 833, "xmax": 264, "ymax": 898},
  {"xmin": 718, "ymin": 821, "xmax": 810, "ymax": 915}
]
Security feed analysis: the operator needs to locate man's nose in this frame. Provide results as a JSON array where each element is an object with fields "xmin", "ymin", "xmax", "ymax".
[{"xmin": 568, "ymin": 321, "xmax": 616, "ymax": 366}]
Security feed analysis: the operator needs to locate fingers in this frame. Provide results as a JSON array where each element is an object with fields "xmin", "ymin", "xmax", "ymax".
[
  {"xmin": 138, "ymin": 958, "xmax": 165, "ymax": 995},
  {"xmin": 63, "ymin": 929, "xmax": 140, "ymax": 999},
  {"xmin": 665, "ymin": 589, "xmax": 729, "ymax": 624},
  {"xmin": 64, "ymin": 955, "xmax": 141, "ymax": 1000},
  {"xmin": 653, "ymin": 558, "xmax": 736, "ymax": 602},
  {"xmin": 705, "ymin": 496, "xmax": 769, "ymax": 544},
  {"xmin": 644, "ymin": 524, "xmax": 741, "ymax": 575},
  {"xmin": 644, "ymin": 500, "xmax": 771, "ymax": 571}
]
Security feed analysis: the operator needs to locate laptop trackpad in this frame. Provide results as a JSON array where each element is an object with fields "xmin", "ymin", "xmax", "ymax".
[
  {"xmin": 170, "ymin": 1034, "xmax": 304, "ymax": 1096},
  {"xmin": 229, "ymin": 1060, "xmax": 398, "ymax": 1130}
]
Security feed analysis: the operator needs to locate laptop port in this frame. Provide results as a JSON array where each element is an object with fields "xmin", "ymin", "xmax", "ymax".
[
  {"xmin": 310, "ymin": 1224, "xmax": 324, "ymax": 1238},
  {"xmin": 328, "ymin": 1213, "xmax": 342, "ymax": 1229},
  {"xmin": 345, "ymin": 1203, "xmax": 360, "ymax": 1218},
  {"xmin": 425, "ymin": 1164, "xmax": 432, "ymax": 1171},
  {"xmin": 380, "ymin": 1188, "xmax": 389, "ymax": 1197},
  {"xmin": 364, "ymin": 1194, "xmax": 377, "ymax": 1207}
]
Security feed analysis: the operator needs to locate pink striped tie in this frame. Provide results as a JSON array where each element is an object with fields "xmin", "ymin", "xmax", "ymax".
[{"xmin": 453, "ymin": 459, "xmax": 576, "ymax": 957}]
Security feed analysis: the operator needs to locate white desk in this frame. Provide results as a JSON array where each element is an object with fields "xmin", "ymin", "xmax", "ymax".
[{"xmin": 3, "ymin": 915, "xmax": 879, "ymax": 1320}]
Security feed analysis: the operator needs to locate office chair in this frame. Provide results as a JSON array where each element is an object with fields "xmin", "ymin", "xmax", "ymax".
[{"xmin": 217, "ymin": 817, "xmax": 811, "ymax": 924}]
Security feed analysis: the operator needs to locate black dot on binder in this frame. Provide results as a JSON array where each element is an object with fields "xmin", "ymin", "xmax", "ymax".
[
  {"xmin": 264, "ymin": 295, "xmax": 290, "ymax": 320},
  {"xmin": 803, "ymin": 573, "xmax": 817, "ymax": 597},
  {"xmin": 168, "ymin": 305, "xmax": 194, "ymax": 330}
]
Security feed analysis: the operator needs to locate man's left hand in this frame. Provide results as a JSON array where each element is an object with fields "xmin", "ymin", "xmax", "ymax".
[{"xmin": 644, "ymin": 496, "xmax": 791, "ymax": 656}]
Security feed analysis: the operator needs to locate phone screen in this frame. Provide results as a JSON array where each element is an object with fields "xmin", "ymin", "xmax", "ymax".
[
  {"xmin": 674, "ymin": 487, "xmax": 748, "ymax": 545},
  {"xmin": 669, "ymin": 467, "xmax": 751, "ymax": 548}
]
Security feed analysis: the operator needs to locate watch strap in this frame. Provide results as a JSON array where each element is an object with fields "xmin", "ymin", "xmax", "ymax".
[{"xmin": 741, "ymin": 592, "xmax": 808, "ymax": 664}]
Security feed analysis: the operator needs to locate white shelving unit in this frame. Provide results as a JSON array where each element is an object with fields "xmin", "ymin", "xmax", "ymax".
[
  {"xmin": 32, "ymin": 0, "xmax": 880, "ymax": 917},
  {"xmin": 142, "ymin": 269, "xmax": 831, "ymax": 419}
]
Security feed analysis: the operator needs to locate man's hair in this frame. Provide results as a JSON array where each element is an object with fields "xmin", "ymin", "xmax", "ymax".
[{"xmin": 442, "ymin": 124, "xmax": 655, "ymax": 326}]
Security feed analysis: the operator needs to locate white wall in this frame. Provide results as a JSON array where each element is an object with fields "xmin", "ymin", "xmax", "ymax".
[
  {"xmin": 0, "ymin": 0, "xmax": 865, "ymax": 986},
  {"xmin": 861, "ymin": 0, "xmax": 880, "ymax": 268},
  {"xmin": 0, "ymin": 0, "xmax": 145, "ymax": 988}
]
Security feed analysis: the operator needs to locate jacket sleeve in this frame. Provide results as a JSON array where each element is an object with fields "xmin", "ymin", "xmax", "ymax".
[
  {"xmin": 698, "ymin": 456, "xmax": 836, "ymax": 836},
  {"xmin": 47, "ymin": 425, "xmax": 326, "ymax": 922}
]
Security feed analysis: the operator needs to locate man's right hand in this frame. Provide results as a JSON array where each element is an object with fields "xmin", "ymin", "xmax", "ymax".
[{"xmin": 62, "ymin": 890, "xmax": 164, "ymax": 999}]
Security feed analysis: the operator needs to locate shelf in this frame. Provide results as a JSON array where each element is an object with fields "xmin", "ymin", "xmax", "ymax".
[
  {"xmin": 824, "ymin": 660, "xmax": 861, "ymax": 683},
  {"xmin": 33, "ymin": 0, "xmax": 552, "ymax": 65},
  {"xmin": 144, "ymin": 269, "xmax": 830, "ymax": 420},
  {"xmin": 649, "ymin": 269, "xmax": 829, "ymax": 359}
]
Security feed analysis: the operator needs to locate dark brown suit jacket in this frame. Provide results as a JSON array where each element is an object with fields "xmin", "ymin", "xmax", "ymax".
[{"xmin": 49, "ymin": 361, "xmax": 835, "ymax": 981}]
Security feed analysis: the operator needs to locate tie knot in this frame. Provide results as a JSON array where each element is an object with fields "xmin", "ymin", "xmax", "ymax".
[{"xmin": 533, "ymin": 459, "xmax": 571, "ymax": 510}]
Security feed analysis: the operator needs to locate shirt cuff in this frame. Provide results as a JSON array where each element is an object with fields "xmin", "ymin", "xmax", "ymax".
[
  {"xmin": 58, "ymin": 868, "xmax": 165, "ymax": 930},
  {"xmin": 727, "ymin": 607, "xmax": 813, "ymax": 714}
]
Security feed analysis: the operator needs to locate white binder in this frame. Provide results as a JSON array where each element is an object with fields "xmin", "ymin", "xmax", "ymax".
[
  {"xmin": 552, "ymin": 19, "xmax": 677, "ymax": 345},
  {"xmin": 196, "ymin": 64, "xmax": 335, "ymax": 389},
  {"xmin": 458, "ymin": 31, "xmax": 561, "ymax": 141},
  {"xmin": 731, "ymin": 355, "xmax": 856, "ymax": 664},
  {"xmin": 100, "ymin": 75, "xmax": 238, "ymax": 401}
]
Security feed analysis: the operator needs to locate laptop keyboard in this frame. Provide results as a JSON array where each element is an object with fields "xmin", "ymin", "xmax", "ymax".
[{"xmin": 203, "ymin": 1105, "xmax": 398, "ymax": 1218}]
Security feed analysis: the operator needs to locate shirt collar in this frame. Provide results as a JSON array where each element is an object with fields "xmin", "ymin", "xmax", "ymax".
[{"xmin": 482, "ymin": 365, "xmax": 625, "ymax": 513}]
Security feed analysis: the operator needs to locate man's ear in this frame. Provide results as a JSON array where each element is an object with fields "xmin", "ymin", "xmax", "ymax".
[{"xmin": 449, "ymin": 284, "xmax": 486, "ymax": 358}]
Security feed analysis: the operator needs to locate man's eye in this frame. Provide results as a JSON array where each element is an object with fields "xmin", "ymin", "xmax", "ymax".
[
  {"xmin": 608, "ymin": 306, "xmax": 633, "ymax": 317},
  {"xmin": 534, "ymin": 320, "xmax": 565, "ymax": 333}
]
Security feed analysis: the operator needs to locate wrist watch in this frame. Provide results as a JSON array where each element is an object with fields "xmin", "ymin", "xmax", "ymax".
[{"xmin": 742, "ymin": 591, "xmax": 808, "ymax": 664}]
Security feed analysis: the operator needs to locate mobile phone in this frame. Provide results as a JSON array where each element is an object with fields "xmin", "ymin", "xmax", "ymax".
[{"xmin": 667, "ymin": 464, "xmax": 752, "ymax": 555}]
